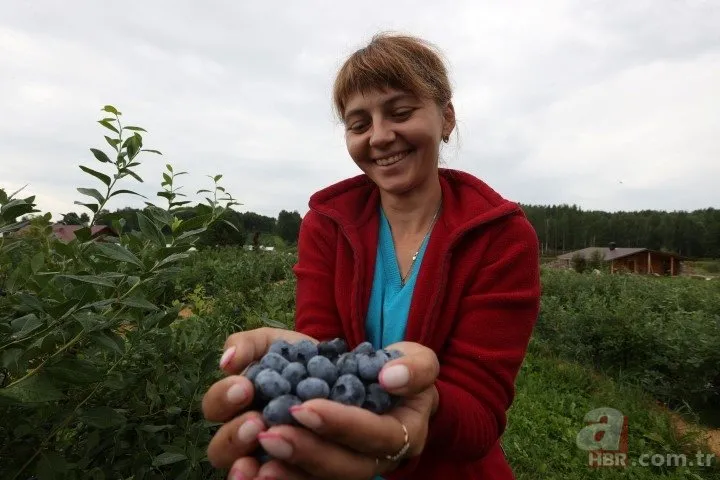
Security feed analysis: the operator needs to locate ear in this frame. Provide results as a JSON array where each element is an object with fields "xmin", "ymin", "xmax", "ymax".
[{"xmin": 442, "ymin": 101, "xmax": 456, "ymax": 137}]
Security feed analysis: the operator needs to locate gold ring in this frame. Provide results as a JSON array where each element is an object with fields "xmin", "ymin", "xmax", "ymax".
[{"xmin": 384, "ymin": 423, "xmax": 410, "ymax": 462}]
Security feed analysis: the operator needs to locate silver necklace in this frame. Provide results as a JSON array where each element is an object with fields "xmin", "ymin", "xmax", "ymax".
[{"xmin": 394, "ymin": 201, "xmax": 442, "ymax": 286}]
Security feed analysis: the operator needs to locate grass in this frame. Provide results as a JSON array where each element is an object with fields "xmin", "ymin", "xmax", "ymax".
[{"xmin": 505, "ymin": 340, "xmax": 719, "ymax": 479}]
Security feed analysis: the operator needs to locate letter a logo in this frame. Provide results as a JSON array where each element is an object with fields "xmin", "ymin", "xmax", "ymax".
[{"xmin": 576, "ymin": 407, "xmax": 626, "ymax": 452}]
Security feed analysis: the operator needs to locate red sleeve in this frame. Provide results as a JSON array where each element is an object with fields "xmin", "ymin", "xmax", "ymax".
[
  {"xmin": 292, "ymin": 210, "xmax": 344, "ymax": 342},
  {"xmin": 391, "ymin": 214, "xmax": 541, "ymax": 476}
]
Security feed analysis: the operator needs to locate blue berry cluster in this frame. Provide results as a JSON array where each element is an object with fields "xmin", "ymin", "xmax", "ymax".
[{"xmin": 244, "ymin": 338, "xmax": 404, "ymax": 428}]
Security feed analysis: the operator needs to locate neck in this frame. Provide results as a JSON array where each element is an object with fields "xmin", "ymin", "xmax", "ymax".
[{"xmin": 380, "ymin": 174, "xmax": 442, "ymax": 239}]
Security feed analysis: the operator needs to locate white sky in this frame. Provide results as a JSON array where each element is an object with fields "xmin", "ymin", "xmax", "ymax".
[{"xmin": 1, "ymin": 0, "xmax": 719, "ymax": 221}]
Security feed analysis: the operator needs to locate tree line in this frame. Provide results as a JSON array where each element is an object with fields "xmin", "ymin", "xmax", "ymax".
[
  {"xmin": 57, "ymin": 206, "xmax": 302, "ymax": 249},
  {"xmin": 521, "ymin": 204, "xmax": 720, "ymax": 259},
  {"xmin": 55, "ymin": 204, "xmax": 720, "ymax": 259}
]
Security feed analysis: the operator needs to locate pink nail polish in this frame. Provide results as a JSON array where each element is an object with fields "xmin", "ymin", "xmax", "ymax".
[{"xmin": 219, "ymin": 346, "xmax": 236, "ymax": 369}]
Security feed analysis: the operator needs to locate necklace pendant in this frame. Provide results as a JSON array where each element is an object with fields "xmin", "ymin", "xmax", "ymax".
[{"xmin": 412, "ymin": 252, "xmax": 418, "ymax": 261}]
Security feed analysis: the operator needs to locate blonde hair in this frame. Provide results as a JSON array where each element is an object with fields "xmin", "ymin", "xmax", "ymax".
[{"xmin": 332, "ymin": 32, "xmax": 453, "ymax": 122}]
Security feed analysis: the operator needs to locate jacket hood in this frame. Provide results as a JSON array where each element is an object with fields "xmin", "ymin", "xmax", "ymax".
[{"xmin": 308, "ymin": 168, "xmax": 523, "ymax": 238}]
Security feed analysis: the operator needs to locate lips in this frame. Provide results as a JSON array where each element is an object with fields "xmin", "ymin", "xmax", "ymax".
[{"xmin": 374, "ymin": 149, "xmax": 412, "ymax": 167}]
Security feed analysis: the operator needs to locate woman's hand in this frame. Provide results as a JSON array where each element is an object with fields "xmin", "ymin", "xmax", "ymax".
[
  {"xmin": 204, "ymin": 338, "xmax": 440, "ymax": 480},
  {"xmin": 202, "ymin": 328, "xmax": 318, "ymax": 468}
]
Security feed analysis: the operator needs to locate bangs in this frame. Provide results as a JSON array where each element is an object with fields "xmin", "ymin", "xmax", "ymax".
[{"xmin": 332, "ymin": 34, "xmax": 449, "ymax": 121}]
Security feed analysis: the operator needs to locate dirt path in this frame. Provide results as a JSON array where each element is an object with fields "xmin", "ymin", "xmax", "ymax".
[{"xmin": 667, "ymin": 409, "xmax": 720, "ymax": 457}]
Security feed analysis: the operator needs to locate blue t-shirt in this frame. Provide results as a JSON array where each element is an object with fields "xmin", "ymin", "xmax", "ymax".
[{"xmin": 365, "ymin": 207, "xmax": 431, "ymax": 480}]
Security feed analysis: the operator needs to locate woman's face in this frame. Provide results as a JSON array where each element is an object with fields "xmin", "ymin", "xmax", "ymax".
[{"xmin": 342, "ymin": 88, "xmax": 455, "ymax": 196}]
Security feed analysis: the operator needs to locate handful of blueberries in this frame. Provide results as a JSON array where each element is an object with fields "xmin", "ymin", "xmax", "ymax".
[{"xmin": 243, "ymin": 338, "xmax": 405, "ymax": 427}]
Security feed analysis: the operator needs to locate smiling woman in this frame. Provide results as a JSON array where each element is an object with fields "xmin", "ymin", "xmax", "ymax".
[{"xmin": 202, "ymin": 32, "xmax": 541, "ymax": 480}]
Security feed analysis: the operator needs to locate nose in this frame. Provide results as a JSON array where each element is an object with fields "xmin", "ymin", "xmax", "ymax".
[{"xmin": 369, "ymin": 118, "xmax": 395, "ymax": 148}]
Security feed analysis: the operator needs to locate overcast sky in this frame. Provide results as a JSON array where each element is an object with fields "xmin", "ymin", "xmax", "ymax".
[{"xmin": 1, "ymin": 0, "xmax": 719, "ymax": 221}]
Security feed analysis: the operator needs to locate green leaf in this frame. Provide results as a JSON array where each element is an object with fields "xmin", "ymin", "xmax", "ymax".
[
  {"xmin": 0, "ymin": 374, "xmax": 65, "ymax": 404},
  {"xmin": 88, "ymin": 330, "xmax": 125, "ymax": 355},
  {"xmin": 80, "ymin": 406, "xmax": 126, "ymax": 428},
  {"xmin": 104, "ymin": 136, "xmax": 120, "ymax": 152},
  {"xmin": 137, "ymin": 212, "xmax": 166, "ymax": 248},
  {"xmin": 46, "ymin": 358, "xmax": 104, "ymax": 384},
  {"xmin": 11, "ymin": 313, "xmax": 43, "ymax": 339},
  {"xmin": 93, "ymin": 242, "xmax": 143, "ymax": 268},
  {"xmin": 139, "ymin": 424, "xmax": 174, "ymax": 433},
  {"xmin": 77, "ymin": 188, "xmax": 105, "ymax": 204},
  {"xmin": 73, "ymin": 201, "xmax": 99, "ymax": 213},
  {"xmin": 176, "ymin": 227, "xmax": 207, "ymax": 242},
  {"xmin": 166, "ymin": 163, "xmax": 173, "ymax": 173},
  {"xmin": 123, "ymin": 126, "xmax": 147, "ymax": 132},
  {"xmin": 119, "ymin": 296, "xmax": 158, "ymax": 310},
  {"xmin": 109, "ymin": 189, "xmax": 147, "ymax": 199},
  {"xmin": 58, "ymin": 274, "xmax": 116, "ymax": 288},
  {"xmin": 154, "ymin": 253, "xmax": 190, "ymax": 270},
  {"xmin": 142, "ymin": 149, "xmax": 162, "ymax": 155},
  {"xmin": 31, "ymin": 252, "xmax": 44, "ymax": 273},
  {"xmin": 102, "ymin": 105, "xmax": 119, "ymax": 115},
  {"xmin": 36, "ymin": 450, "xmax": 68, "ymax": 479},
  {"xmin": 213, "ymin": 174, "xmax": 223, "ymax": 182},
  {"xmin": 124, "ymin": 169, "xmax": 144, "ymax": 183},
  {"xmin": 152, "ymin": 452, "xmax": 187, "ymax": 467},
  {"xmin": 80, "ymin": 165, "xmax": 111, "ymax": 186},
  {"xmin": 98, "ymin": 119, "xmax": 119, "ymax": 134}
]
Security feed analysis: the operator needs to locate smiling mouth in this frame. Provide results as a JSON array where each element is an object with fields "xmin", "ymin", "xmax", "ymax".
[{"xmin": 374, "ymin": 150, "xmax": 412, "ymax": 167}]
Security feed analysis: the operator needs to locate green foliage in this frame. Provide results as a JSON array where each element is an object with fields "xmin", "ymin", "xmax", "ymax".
[
  {"xmin": 524, "ymin": 204, "xmax": 720, "ymax": 258},
  {"xmin": 572, "ymin": 253, "xmax": 588, "ymax": 273},
  {"xmin": 276, "ymin": 210, "xmax": 301, "ymax": 245},
  {"xmin": 0, "ymin": 106, "xmax": 247, "ymax": 480},
  {"xmin": 536, "ymin": 268, "xmax": 720, "ymax": 416}
]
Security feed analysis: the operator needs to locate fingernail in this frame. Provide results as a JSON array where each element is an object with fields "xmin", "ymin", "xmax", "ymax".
[
  {"xmin": 238, "ymin": 418, "xmax": 262, "ymax": 443},
  {"xmin": 258, "ymin": 432, "xmax": 293, "ymax": 459},
  {"xmin": 380, "ymin": 364, "xmax": 409, "ymax": 389},
  {"xmin": 227, "ymin": 383, "xmax": 247, "ymax": 404},
  {"xmin": 290, "ymin": 406, "xmax": 323, "ymax": 429},
  {"xmin": 220, "ymin": 346, "xmax": 236, "ymax": 369},
  {"xmin": 228, "ymin": 469, "xmax": 248, "ymax": 480}
]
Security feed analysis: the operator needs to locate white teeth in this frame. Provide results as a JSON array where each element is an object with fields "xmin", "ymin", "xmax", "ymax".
[{"xmin": 375, "ymin": 150, "xmax": 410, "ymax": 166}]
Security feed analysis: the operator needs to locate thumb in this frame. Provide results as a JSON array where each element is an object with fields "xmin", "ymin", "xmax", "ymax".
[{"xmin": 378, "ymin": 342, "xmax": 439, "ymax": 397}]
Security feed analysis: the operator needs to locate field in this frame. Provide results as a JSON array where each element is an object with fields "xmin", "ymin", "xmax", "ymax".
[{"xmin": 4, "ymin": 242, "xmax": 719, "ymax": 479}]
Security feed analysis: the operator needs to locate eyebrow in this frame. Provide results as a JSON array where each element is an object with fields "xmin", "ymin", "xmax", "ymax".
[{"xmin": 343, "ymin": 92, "xmax": 418, "ymax": 122}]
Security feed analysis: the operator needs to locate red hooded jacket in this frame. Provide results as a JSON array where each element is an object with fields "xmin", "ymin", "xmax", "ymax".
[{"xmin": 292, "ymin": 168, "xmax": 541, "ymax": 479}]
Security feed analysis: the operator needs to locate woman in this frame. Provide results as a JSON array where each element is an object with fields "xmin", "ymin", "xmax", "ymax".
[{"xmin": 202, "ymin": 32, "xmax": 541, "ymax": 480}]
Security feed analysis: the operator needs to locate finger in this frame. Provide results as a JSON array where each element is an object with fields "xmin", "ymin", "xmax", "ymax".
[
  {"xmin": 378, "ymin": 341, "xmax": 440, "ymax": 397},
  {"xmin": 219, "ymin": 327, "xmax": 317, "ymax": 374},
  {"xmin": 207, "ymin": 411, "xmax": 267, "ymax": 469},
  {"xmin": 256, "ymin": 426, "xmax": 377, "ymax": 480},
  {"xmin": 256, "ymin": 459, "xmax": 314, "ymax": 480},
  {"xmin": 288, "ymin": 400, "xmax": 407, "ymax": 456},
  {"xmin": 202, "ymin": 375, "xmax": 256, "ymax": 422},
  {"xmin": 227, "ymin": 456, "xmax": 261, "ymax": 480}
]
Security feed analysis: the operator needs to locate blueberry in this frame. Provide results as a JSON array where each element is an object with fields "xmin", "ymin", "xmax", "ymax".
[
  {"xmin": 352, "ymin": 341, "xmax": 375, "ymax": 355},
  {"xmin": 260, "ymin": 352, "xmax": 290, "ymax": 373},
  {"xmin": 357, "ymin": 350, "xmax": 389, "ymax": 382},
  {"xmin": 244, "ymin": 363, "xmax": 264, "ymax": 383},
  {"xmin": 363, "ymin": 383, "xmax": 393, "ymax": 414},
  {"xmin": 254, "ymin": 369, "xmax": 291, "ymax": 399},
  {"xmin": 319, "ymin": 338, "xmax": 347, "ymax": 360},
  {"xmin": 263, "ymin": 394, "xmax": 302, "ymax": 426},
  {"xmin": 336, "ymin": 352, "xmax": 359, "ymax": 376},
  {"xmin": 281, "ymin": 362, "xmax": 308, "ymax": 391},
  {"xmin": 383, "ymin": 349, "xmax": 404, "ymax": 361},
  {"xmin": 268, "ymin": 340, "xmax": 293, "ymax": 361},
  {"xmin": 290, "ymin": 340, "xmax": 318, "ymax": 365},
  {"xmin": 307, "ymin": 355, "xmax": 339, "ymax": 386},
  {"xmin": 330, "ymin": 374, "xmax": 366, "ymax": 407},
  {"xmin": 296, "ymin": 377, "xmax": 330, "ymax": 401}
]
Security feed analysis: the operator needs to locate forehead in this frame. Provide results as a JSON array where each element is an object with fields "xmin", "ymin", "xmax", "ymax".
[{"xmin": 343, "ymin": 88, "xmax": 419, "ymax": 116}]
